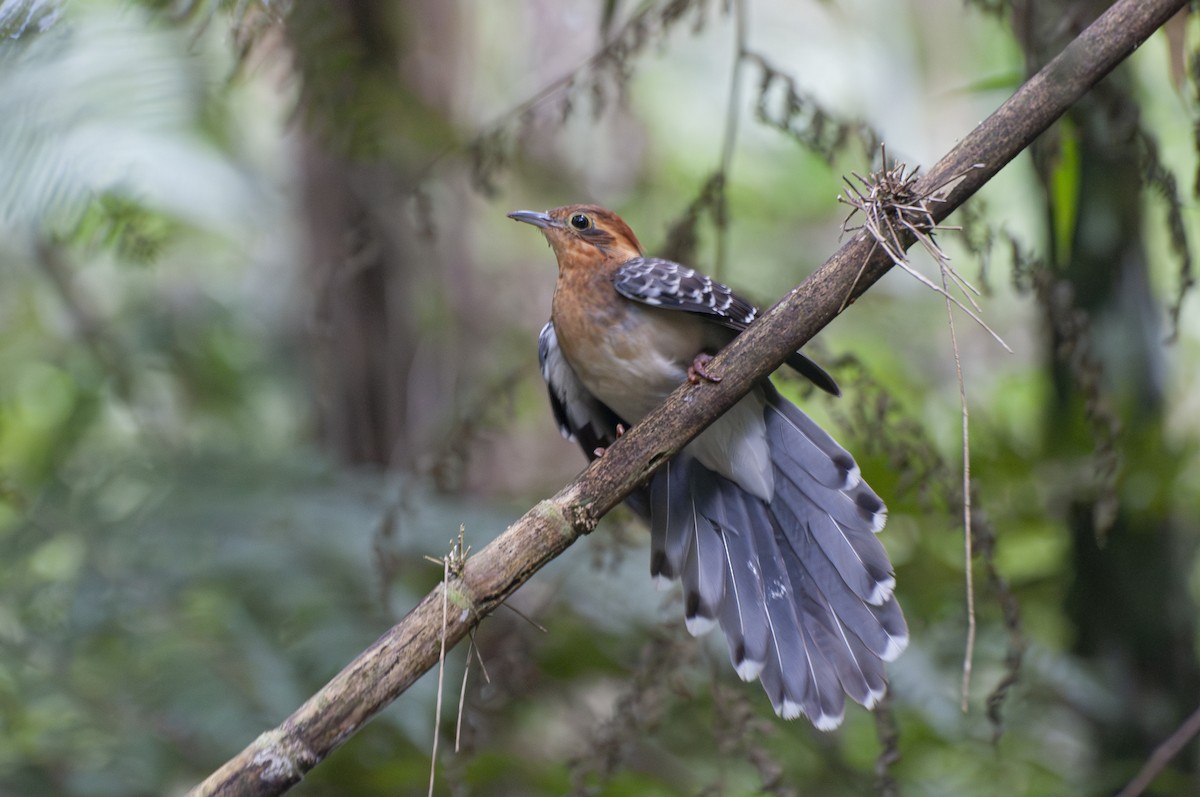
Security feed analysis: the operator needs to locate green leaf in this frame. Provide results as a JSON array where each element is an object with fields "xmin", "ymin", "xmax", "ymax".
[{"xmin": 1050, "ymin": 119, "xmax": 1081, "ymax": 267}]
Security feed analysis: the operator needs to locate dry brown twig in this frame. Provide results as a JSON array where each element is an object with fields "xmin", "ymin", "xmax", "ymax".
[
  {"xmin": 1115, "ymin": 702, "xmax": 1200, "ymax": 797},
  {"xmin": 454, "ymin": 632, "xmax": 490, "ymax": 753},
  {"xmin": 838, "ymin": 149, "xmax": 1001, "ymax": 713}
]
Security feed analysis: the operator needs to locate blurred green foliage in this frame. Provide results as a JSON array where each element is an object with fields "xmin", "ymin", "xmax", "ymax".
[{"xmin": 1, "ymin": 1, "xmax": 1198, "ymax": 796}]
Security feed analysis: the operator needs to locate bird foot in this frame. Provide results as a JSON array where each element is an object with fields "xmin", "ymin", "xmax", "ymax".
[
  {"xmin": 593, "ymin": 424, "xmax": 627, "ymax": 458},
  {"xmin": 687, "ymin": 353, "xmax": 722, "ymax": 384}
]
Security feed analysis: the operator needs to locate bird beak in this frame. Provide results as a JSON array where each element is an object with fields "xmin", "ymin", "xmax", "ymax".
[{"xmin": 507, "ymin": 209, "xmax": 560, "ymax": 230}]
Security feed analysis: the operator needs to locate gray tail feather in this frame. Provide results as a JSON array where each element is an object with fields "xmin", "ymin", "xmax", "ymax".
[
  {"xmin": 754, "ymin": 509, "xmax": 846, "ymax": 728},
  {"xmin": 772, "ymin": 461, "xmax": 896, "ymax": 606},
  {"xmin": 650, "ymin": 458, "xmax": 726, "ymax": 635},
  {"xmin": 762, "ymin": 382, "xmax": 859, "ymax": 489},
  {"xmin": 645, "ymin": 390, "xmax": 907, "ymax": 730},
  {"xmin": 777, "ymin": 519, "xmax": 894, "ymax": 710},
  {"xmin": 710, "ymin": 484, "xmax": 771, "ymax": 679},
  {"xmin": 649, "ymin": 456, "xmax": 694, "ymax": 587}
]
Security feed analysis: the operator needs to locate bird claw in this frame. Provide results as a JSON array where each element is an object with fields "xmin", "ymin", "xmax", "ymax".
[
  {"xmin": 593, "ymin": 424, "xmax": 627, "ymax": 458},
  {"xmin": 687, "ymin": 353, "xmax": 722, "ymax": 384}
]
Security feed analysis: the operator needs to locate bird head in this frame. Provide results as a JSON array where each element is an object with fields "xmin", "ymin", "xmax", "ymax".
[{"xmin": 508, "ymin": 204, "xmax": 643, "ymax": 265}]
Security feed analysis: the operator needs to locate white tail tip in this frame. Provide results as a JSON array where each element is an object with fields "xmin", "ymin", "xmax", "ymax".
[
  {"xmin": 882, "ymin": 633, "xmax": 909, "ymax": 662},
  {"xmin": 735, "ymin": 657, "xmax": 765, "ymax": 682},
  {"xmin": 685, "ymin": 615, "xmax": 717, "ymax": 636}
]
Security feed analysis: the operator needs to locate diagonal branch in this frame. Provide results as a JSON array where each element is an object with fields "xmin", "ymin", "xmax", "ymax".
[{"xmin": 187, "ymin": 0, "xmax": 1188, "ymax": 793}]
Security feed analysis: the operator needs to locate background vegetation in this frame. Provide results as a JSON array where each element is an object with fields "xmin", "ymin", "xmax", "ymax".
[{"xmin": 1, "ymin": 1, "xmax": 1198, "ymax": 795}]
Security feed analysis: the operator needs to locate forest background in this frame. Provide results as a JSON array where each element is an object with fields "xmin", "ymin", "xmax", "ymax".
[{"xmin": 2, "ymin": 1, "xmax": 1199, "ymax": 795}]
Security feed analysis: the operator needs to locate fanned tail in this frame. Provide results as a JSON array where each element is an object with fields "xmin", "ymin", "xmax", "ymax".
[{"xmin": 646, "ymin": 385, "xmax": 907, "ymax": 729}]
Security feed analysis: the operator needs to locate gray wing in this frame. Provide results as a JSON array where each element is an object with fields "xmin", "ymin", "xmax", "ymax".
[
  {"xmin": 613, "ymin": 257, "xmax": 840, "ymax": 396},
  {"xmin": 538, "ymin": 321, "xmax": 625, "ymax": 462}
]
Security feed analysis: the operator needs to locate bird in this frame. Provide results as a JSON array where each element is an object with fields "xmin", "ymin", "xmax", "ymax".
[{"xmin": 509, "ymin": 203, "xmax": 907, "ymax": 730}]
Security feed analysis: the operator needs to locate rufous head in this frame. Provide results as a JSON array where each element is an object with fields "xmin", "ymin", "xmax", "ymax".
[{"xmin": 508, "ymin": 204, "xmax": 644, "ymax": 265}]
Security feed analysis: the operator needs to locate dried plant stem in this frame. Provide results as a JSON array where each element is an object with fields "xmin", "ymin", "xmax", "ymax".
[
  {"xmin": 838, "ymin": 162, "xmax": 1011, "ymax": 352},
  {"xmin": 454, "ymin": 632, "xmax": 491, "ymax": 753},
  {"xmin": 942, "ymin": 270, "xmax": 976, "ymax": 713},
  {"xmin": 454, "ymin": 638, "xmax": 473, "ymax": 753},
  {"xmin": 426, "ymin": 527, "xmax": 470, "ymax": 795},
  {"xmin": 842, "ymin": 148, "xmax": 985, "ymax": 713},
  {"xmin": 428, "ymin": 556, "xmax": 449, "ymax": 797},
  {"xmin": 838, "ymin": 146, "xmax": 993, "ymax": 714}
]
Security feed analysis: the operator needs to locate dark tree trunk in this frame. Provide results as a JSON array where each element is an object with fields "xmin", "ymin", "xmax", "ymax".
[{"xmin": 288, "ymin": 0, "xmax": 463, "ymax": 470}]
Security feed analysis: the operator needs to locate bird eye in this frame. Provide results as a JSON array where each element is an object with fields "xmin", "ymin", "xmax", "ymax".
[{"xmin": 569, "ymin": 213, "xmax": 591, "ymax": 230}]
